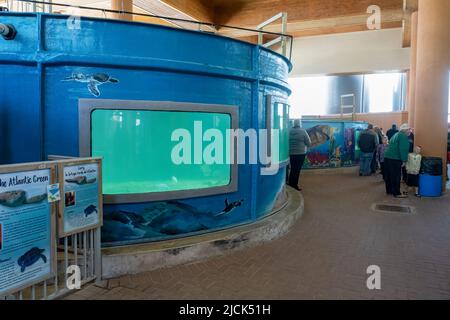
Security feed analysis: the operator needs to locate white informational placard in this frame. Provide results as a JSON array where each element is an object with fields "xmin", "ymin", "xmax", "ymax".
[
  {"xmin": 59, "ymin": 158, "xmax": 103, "ymax": 237},
  {"xmin": 0, "ymin": 165, "xmax": 56, "ymax": 297}
]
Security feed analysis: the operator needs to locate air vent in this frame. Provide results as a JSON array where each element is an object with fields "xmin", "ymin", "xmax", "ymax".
[{"xmin": 373, "ymin": 204, "xmax": 414, "ymax": 214}]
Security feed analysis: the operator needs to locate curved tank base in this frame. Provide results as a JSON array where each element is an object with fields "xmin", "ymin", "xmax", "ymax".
[{"xmin": 100, "ymin": 187, "xmax": 303, "ymax": 279}]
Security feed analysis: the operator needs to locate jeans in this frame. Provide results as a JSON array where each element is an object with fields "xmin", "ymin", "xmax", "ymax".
[
  {"xmin": 371, "ymin": 150, "xmax": 378, "ymax": 173},
  {"xmin": 289, "ymin": 154, "xmax": 306, "ymax": 188},
  {"xmin": 360, "ymin": 152, "xmax": 374, "ymax": 176}
]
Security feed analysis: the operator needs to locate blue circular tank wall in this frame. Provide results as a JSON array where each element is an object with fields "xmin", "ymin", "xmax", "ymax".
[{"xmin": 0, "ymin": 13, "xmax": 291, "ymax": 246}]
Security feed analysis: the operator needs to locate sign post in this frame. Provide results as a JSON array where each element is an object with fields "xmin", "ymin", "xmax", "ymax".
[
  {"xmin": 0, "ymin": 162, "xmax": 57, "ymax": 297},
  {"xmin": 57, "ymin": 157, "xmax": 103, "ymax": 237}
]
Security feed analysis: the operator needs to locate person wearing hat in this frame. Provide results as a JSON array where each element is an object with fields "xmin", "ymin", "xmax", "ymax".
[{"xmin": 383, "ymin": 123, "xmax": 411, "ymax": 198}]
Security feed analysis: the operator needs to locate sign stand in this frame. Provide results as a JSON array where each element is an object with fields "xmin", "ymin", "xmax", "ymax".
[{"xmin": 0, "ymin": 162, "xmax": 57, "ymax": 297}]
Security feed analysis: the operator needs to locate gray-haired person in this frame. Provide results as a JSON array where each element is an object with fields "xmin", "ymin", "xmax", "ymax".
[{"xmin": 288, "ymin": 119, "xmax": 311, "ymax": 191}]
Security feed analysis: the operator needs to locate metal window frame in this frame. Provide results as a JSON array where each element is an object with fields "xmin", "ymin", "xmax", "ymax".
[
  {"xmin": 79, "ymin": 99, "xmax": 239, "ymax": 204},
  {"xmin": 265, "ymin": 95, "xmax": 290, "ymax": 167}
]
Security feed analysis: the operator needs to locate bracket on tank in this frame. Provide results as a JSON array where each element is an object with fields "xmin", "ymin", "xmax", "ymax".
[{"xmin": 0, "ymin": 23, "xmax": 17, "ymax": 40}]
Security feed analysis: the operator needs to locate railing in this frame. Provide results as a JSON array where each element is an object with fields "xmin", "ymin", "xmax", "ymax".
[
  {"xmin": 4, "ymin": 0, "xmax": 52, "ymax": 13},
  {"xmin": 340, "ymin": 94, "xmax": 356, "ymax": 120},
  {"xmin": 1, "ymin": 227, "xmax": 102, "ymax": 300},
  {"xmin": 1, "ymin": 0, "xmax": 293, "ymax": 61},
  {"xmin": 257, "ymin": 12, "xmax": 289, "ymax": 57}
]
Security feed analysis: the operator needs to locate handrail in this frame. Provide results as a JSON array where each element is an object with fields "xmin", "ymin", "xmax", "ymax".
[
  {"xmin": 257, "ymin": 12, "xmax": 289, "ymax": 57},
  {"xmin": 340, "ymin": 93, "xmax": 356, "ymax": 121}
]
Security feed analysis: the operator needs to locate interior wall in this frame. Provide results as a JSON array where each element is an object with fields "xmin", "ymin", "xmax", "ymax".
[
  {"xmin": 290, "ymin": 28, "xmax": 411, "ymax": 76},
  {"xmin": 303, "ymin": 111, "xmax": 409, "ymax": 134},
  {"xmin": 354, "ymin": 111, "xmax": 409, "ymax": 132}
]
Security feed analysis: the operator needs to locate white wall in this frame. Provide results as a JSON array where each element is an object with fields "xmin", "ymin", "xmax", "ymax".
[{"xmin": 290, "ymin": 28, "xmax": 411, "ymax": 76}]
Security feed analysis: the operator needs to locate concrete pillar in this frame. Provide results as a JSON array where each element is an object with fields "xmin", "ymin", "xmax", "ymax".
[
  {"xmin": 111, "ymin": 0, "xmax": 133, "ymax": 21},
  {"xmin": 414, "ymin": 0, "xmax": 450, "ymax": 187},
  {"xmin": 407, "ymin": 11, "xmax": 418, "ymax": 128}
]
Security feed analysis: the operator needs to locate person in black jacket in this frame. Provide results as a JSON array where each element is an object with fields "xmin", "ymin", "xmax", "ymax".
[
  {"xmin": 358, "ymin": 125, "xmax": 379, "ymax": 176},
  {"xmin": 386, "ymin": 124, "xmax": 399, "ymax": 141}
]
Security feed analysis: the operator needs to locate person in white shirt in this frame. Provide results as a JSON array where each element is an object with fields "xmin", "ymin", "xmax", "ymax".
[{"xmin": 406, "ymin": 146, "xmax": 422, "ymax": 197}]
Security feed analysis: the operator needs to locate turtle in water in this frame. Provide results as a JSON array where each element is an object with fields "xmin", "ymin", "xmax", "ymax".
[
  {"xmin": 306, "ymin": 125, "xmax": 334, "ymax": 148},
  {"xmin": 65, "ymin": 176, "xmax": 97, "ymax": 185},
  {"xmin": 63, "ymin": 72, "xmax": 119, "ymax": 97},
  {"xmin": 0, "ymin": 191, "xmax": 47, "ymax": 208},
  {"xmin": 215, "ymin": 199, "xmax": 244, "ymax": 217},
  {"xmin": 17, "ymin": 247, "xmax": 47, "ymax": 272},
  {"xmin": 84, "ymin": 205, "xmax": 98, "ymax": 217},
  {"xmin": 107, "ymin": 210, "xmax": 146, "ymax": 228}
]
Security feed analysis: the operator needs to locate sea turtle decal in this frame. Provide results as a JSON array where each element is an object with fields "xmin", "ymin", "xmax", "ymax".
[
  {"xmin": 215, "ymin": 199, "xmax": 244, "ymax": 217},
  {"xmin": 17, "ymin": 247, "xmax": 47, "ymax": 272},
  {"xmin": 0, "ymin": 191, "xmax": 47, "ymax": 208},
  {"xmin": 63, "ymin": 72, "xmax": 119, "ymax": 97}
]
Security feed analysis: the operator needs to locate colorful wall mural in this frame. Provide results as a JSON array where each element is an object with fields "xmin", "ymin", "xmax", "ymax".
[{"xmin": 301, "ymin": 121, "xmax": 368, "ymax": 169}]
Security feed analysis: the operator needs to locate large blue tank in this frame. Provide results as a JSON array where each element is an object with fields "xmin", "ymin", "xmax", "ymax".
[{"xmin": 0, "ymin": 12, "xmax": 292, "ymax": 246}]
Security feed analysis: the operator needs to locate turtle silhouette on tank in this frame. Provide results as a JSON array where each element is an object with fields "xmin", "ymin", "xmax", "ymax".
[
  {"xmin": 17, "ymin": 247, "xmax": 47, "ymax": 272},
  {"xmin": 63, "ymin": 72, "xmax": 119, "ymax": 97}
]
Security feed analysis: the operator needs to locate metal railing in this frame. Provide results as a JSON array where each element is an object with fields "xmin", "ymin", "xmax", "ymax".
[
  {"xmin": 5, "ymin": 0, "xmax": 52, "ymax": 13},
  {"xmin": 340, "ymin": 93, "xmax": 356, "ymax": 120},
  {"xmin": 257, "ymin": 12, "xmax": 289, "ymax": 57},
  {"xmin": 1, "ymin": 227, "xmax": 101, "ymax": 300},
  {"xmin": 2, "ymin": 0, "xmax": 293, "ymax": 61}
]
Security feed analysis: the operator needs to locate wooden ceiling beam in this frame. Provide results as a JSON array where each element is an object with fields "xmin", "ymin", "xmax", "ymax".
[
  {"xmin": 219, "ymin": 8, "xmax": 404, "ymax": 39},
  {"xmin": 215, "ymin": 0, "xmax": 404, "ymax": 28},
  {"xmin": 401, "ymin": 0, "xmax": 418, "ymax": 47},
  {"xmin": 159, "ymin": 0, "xmax": 214, "ymax": 23}
]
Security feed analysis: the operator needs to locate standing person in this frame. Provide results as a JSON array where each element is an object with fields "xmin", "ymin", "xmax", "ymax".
[
  {"xmin": 384, "ymin": 124, "xmax": 411, "ymax": 198},
  {"xmin": 371, "ymin": 126, "xmax": 382, "ymax": 173},
  {"xmin": 406, "ymin": 146, "xmax": 422, "ymax": 197},
  {"xmin": 386, "ymin": 124, "xmax": 399, "ymax": 141},
  {"xmin": 288, "ymin": 119, "xmax": 311, "ymax": 191},
  {"xmin": 402, "ymin": 128, "xmax": 415, "ymax": 183},
  {"xmin": 377, "ymin": 135, "xmax": 388, "ymax": 181},
  {"xmin": 357, "ymin": 124, "xmax": 378, "ymax": 176}
]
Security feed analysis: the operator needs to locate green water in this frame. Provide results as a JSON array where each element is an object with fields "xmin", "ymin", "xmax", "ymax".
[
  {"xmin": 272, "ymin": 103, "xmax": 290, "ymax": 162},
  {"xmin": 91, "ymin": 109, "xmax": 231, "ymax": 195}
]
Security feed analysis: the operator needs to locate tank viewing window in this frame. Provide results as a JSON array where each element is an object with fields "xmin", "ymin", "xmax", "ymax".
[
  {"xmin": 267, "ymin": 96, "xmax": 290, "ymax": 165},
  {"xmin": 79, "ymin": 100, "xmax": 238, "ymax": 204}
]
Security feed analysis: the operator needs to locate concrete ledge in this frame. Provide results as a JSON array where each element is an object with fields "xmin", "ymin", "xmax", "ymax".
[
  {"xmin": 101, "ymin": 187, "xmax": 304, "ymax": 279},
  {"xmin": 303, "ymin": 166, "xmax": 359, "ymax": 176}
]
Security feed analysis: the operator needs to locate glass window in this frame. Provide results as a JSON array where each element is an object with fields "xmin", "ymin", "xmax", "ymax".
[
  {"xmin": 91, "ymin": 109, "xmax": 232, "ymax": 195},
  {"xmin": 288, "ymin": 72, "xmax": 406, "ymax": 116},
  {"xmin": 288, "ymin": 77, "xmax": 330, "ymax": 117},
  {"xmin": 267, "ymin": 98, "xmax": 290, "ymax": 164},
  {"xmin": 363, "ymin": 73, "xmax": 404, "ymax": 113}
]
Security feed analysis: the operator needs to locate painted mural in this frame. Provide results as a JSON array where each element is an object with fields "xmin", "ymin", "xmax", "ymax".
[
  {"xmin": 101, "ymin": 167, "xmax": 287, "ymax": 246},
  {"xmin": 301, "ymin": 121, "xmax": 368, "ymax": 169}
]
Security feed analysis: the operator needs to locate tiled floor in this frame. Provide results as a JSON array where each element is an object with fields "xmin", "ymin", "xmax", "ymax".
[{"xmin": 67, "ymin": 169, "xmax": 450, "ymax": 300}]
